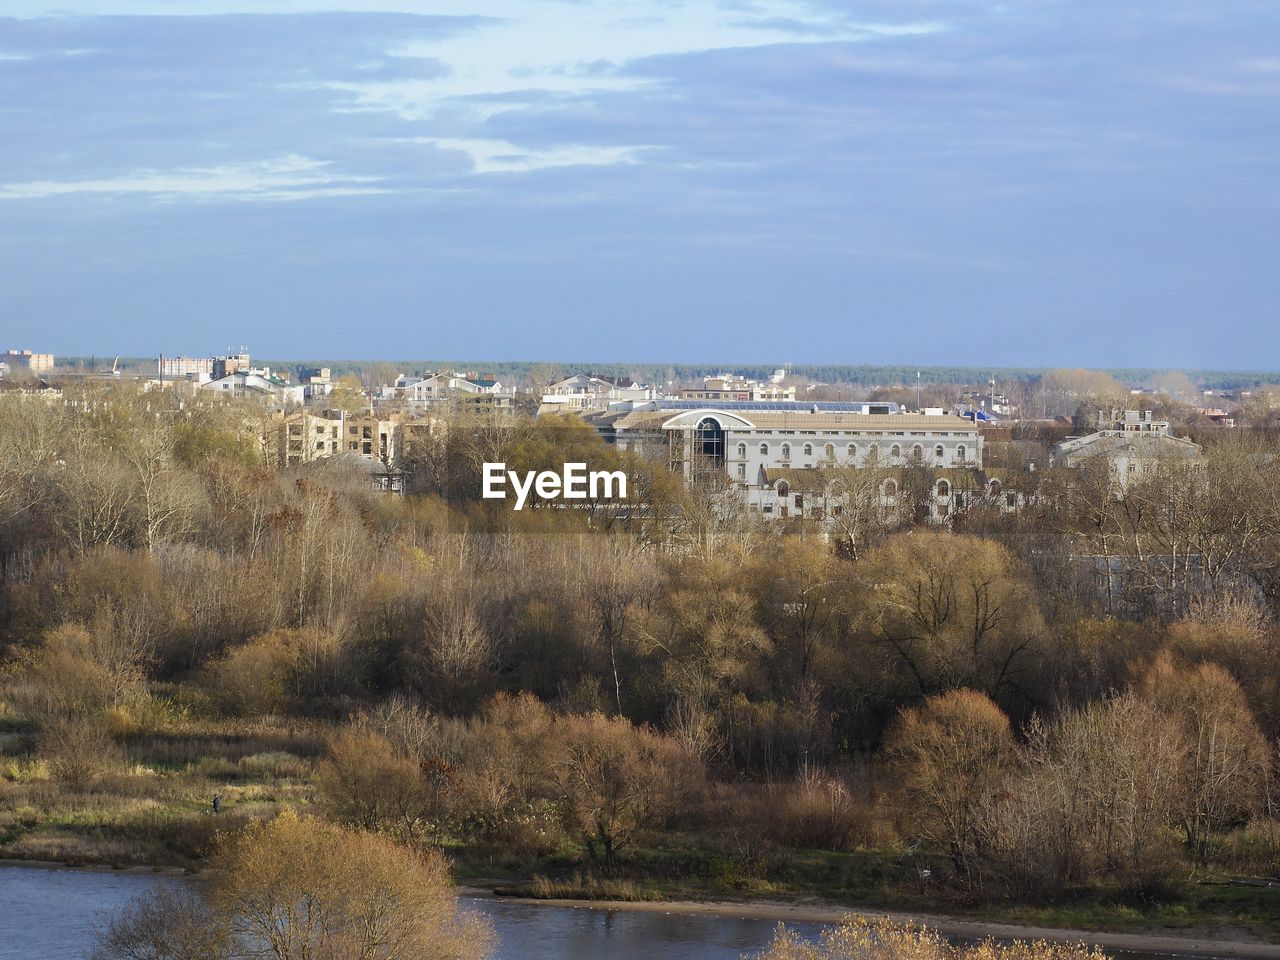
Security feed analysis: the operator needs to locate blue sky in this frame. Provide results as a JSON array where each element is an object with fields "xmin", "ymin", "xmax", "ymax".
[{"xmin": 1, "ymin": 1, "xmax": 1277, "ymax": 368}]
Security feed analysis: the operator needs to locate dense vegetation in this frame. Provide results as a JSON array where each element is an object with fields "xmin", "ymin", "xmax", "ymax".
[{"xmin": 1, "ymin": 382, "xmax": 1278, "ymax": 940}]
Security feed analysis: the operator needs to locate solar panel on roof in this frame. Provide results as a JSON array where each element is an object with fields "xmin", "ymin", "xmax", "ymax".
[{"xmin": 655, "ymin": 400, "xmax": 902, "ymax": 413}]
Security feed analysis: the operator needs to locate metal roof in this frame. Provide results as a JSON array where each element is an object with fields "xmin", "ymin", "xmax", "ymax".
[{"xmin": 653, "ymin": 399, "xmax": 901, "ymax": 413}]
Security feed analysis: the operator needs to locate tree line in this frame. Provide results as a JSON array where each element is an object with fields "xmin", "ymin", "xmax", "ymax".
[{"xmin": 1, "ymin": 382, "xmax": 1279, "ymax": 911}]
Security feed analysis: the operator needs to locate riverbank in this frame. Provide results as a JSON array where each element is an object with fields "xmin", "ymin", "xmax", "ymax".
[
  {"xmin": 3, "ymin": 857, "xmax": 1276, "ymax": 958},
  {"xmin": 463, "ymin": 888, "xmax": 1280, "ymax": 960}
]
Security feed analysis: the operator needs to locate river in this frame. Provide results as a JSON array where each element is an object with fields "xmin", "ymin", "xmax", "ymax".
[{"xmin": 0, "ymin": 865, "xmax": 823, "ymax": 959}]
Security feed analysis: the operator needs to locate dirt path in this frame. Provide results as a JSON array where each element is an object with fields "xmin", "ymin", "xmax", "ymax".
[{"xmin": 458, "ymin": 888, "xmax": 1280, "ymax": 959}]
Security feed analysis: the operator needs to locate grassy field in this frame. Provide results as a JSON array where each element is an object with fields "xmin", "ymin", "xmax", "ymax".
[{"xmin": 0, "ymin": 717, "xmax": 319, "ymax": 867}]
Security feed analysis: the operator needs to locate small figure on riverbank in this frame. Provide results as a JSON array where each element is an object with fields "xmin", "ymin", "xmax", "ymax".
[{"xmin": 212, "ymin": 793, "xmax": 222, "ymax": 815}]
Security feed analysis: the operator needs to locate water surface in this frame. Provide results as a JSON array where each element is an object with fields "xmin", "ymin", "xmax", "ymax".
[{"xmin": 0, "ymin": 865, "xmax": 819, "ymax": 960}]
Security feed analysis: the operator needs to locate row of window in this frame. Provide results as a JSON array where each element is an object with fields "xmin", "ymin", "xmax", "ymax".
[
  {"xmin": 737, "ymin": 441, "xmax": 969, "ymax": 462},
  {"xmin": 769, "ymin": 478, "xmax": 1010, "ymax": 500}
]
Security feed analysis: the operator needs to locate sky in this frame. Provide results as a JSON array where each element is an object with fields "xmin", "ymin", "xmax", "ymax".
[{"xmin": 0, "ymin": 1, "xmax": 1277, "ymax": 368}]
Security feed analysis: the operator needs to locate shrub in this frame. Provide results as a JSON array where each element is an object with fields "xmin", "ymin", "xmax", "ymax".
[
  {"xmin": 94, "ymin": 812, "xmax": 494, "ymax": 960},
  {"xmin": 751, "ymin": 917, "xmax": 1107, "ymax": 960},
  {"xmin": 771, "ymin": 773, "xmax": 878, "ymax": 851},
  {"xmin": 38, "ymin": 716, "xmax": 122, "ymax": 790},
  {"xmin": 315, "ymin": 731, "xmax": 435, "ymax": 842}
]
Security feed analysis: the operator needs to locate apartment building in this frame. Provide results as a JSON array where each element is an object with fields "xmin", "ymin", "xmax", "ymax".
[
  {"xmin": 157, "ymin": 355, "xmax": 216, "ymax": 379},
  {"xmin": 266, "ymin": 409, "xmax": 405, "ymax": 467},
  {"xmin": 4, "ymin": 349, "xmax": 55, "ymax": 374}
]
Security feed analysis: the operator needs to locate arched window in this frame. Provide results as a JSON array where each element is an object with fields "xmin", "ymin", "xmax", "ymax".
[
  {"xmin": 781, "ymin": 443, "xmax": 791, "ymax": 461},
  {"xmin": 988, "ymin": 478, "xmax": 1002, "ymax": 496},
  {"xmin": 847, "ymin": 443, "xmax": 857, "ymax": 459},
  {"xmin": 883, "ymin": 479, "xmax": 898, "ymax": 496},
  {"xmin": 912, "ymin": 444, "xmax": 923, "ymax": 459},
  {"xmin": 935, "ymin": 444, "xmax": 945, "ymax": 459},
  {"xmin": 891, "ymin": 444, "xmax": 901, "ymax": 459},
  {"xmin": 759, "ymin": 442, "xmax": 768, "ymax": 456},
  {"xmin": 824, "ymin": 443, "xmax": 835, "ymax": 460},
  {"xmin": 867, "ymin": 443, "xmax": 879, "ymax": 461},
  {"xmin": 695, "ymin": 418, "xmax": 725, "ymax": 466},
  {"xmin": 956, "ymin": 444, "xmax": 966, "ymax": 463},
  {"xmin": 937, "ymin": 479, "xmax": 950, "ymax": 497},
  {"xmin": 803, "ymin": 443, "xmax": 813, "ymax": 457},
  {"xmin": 736, "ymin": 443, "xmax": 746, "ymax": 459},
  {"xmin": 777, "ymin": 480, "xmax": 790, "ymax": 498}
]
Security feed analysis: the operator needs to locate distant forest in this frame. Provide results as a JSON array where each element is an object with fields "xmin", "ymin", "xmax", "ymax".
[{"xmin": 53, "ymin": 358, "xmax": 1280, "ymax": 390}]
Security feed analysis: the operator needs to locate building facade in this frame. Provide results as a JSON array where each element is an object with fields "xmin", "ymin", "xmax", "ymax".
[
  {"xmin": 586, "ymin": 400, "xmax": 985, "ymax": 522},
  {"xmin": 157, "ymin": 355, "xmax": 216, "ymax": 379},
  {"xmin": 1050, "ymin": 410, "xmax": 1203, "ymax": 485},
  {"xmin": 678, "ymin": 374, "xmax": 796, "ymax": 403},
  {"xmin": 539, "ymin": 374, "xmax": 656, "ymax": 414},
  {"xmin": 4, "ymin": 349, "xmax": 55, "ymax": 374},
  {"xmin": 201, "ymin": 369, "xmax": 305, "ymax": 404}
]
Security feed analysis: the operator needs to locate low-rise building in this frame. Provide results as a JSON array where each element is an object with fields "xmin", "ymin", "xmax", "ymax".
[
  {"xmin": 539, "ymin": 374, "xmax": 656, "ymax": 414},
  {"xmin": 679, "ymin": 374, "xmax": 796, "ymax": 403},
  {"xmin": 742, "ymin": 464, "xmax": 1022, "ymax": 525},
  {"xmin": 1050, "ymin": 410, "xmax": 1203, "ymax": 484},
  {"xmin": 301, "ymin": 367, "xmax": 333, "ymax": 401},
  {"xmin": 201, "ymin": 368, "xmax": 305, "ymax": 405},
  {"xmin": 403, "ymin": 372, "xmax": 513, "ymax": 411}
]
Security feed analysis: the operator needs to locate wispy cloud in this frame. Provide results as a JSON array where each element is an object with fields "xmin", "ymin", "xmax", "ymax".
[
  {"xmin": 1, "ymin": 2, "xmax": 1279, "ymax": 367},
  {"xmin": 0, "ymin": 155, "xmax": 387, "ymax": 202},
  {"xmin": 428, "ymin": 138, "xmax": 650, "ymax": 174},
  {"xmin": 321, "ymin": 1, "xmax": 947, "ymax": 121}
]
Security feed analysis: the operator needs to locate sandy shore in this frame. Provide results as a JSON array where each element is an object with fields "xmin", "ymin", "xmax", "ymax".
[{"xmin": 459, "ymin": 887, "xmax": 1280, "ymax": 959}]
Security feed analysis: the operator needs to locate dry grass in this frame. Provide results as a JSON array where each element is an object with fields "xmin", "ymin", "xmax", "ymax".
[
  {"xmin": 0, "ymin": 714, "xmax": 321, "ymax": 867},
  {"xmin": 517, "ymin": 873, "xmax": 659, "ymax": 902}
]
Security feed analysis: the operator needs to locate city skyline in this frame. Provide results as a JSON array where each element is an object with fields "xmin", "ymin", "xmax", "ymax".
[{"xmin": 2, "ymin": 1, "xmax": 1278, "ymax": 366}]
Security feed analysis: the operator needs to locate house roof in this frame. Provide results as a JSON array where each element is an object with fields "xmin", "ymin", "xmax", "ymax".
[{"xmin": 1052, "ymin": 430, "xmax": 1202, "ymax": 460}]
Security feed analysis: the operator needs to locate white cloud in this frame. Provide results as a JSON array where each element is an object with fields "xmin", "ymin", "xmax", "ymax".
[
  {"xmin": 0, "ymin": 155, "xmax": 388, "ymax": 202},
  {"xmin": 307, "ymin": 1, "xmax": 947, "ymax": 121},
  {"xmin": 1241, "ymin": 58, "xmax": 1280, "ymax": 74},
  {"xmin": 428, "ymin": 138, "xmax": 650, "ymax": 174}
]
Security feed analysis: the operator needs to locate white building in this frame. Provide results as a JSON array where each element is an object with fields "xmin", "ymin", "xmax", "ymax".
[
  {"xmin": 1050, "ymin": 410, "xmax": 1202, "ymax": 485},
  {"xmin": 539, "ymin": 374, "xmax": 656, "ymax": 414},
  {"xmin": 403, "ymin": 372, "xmax": 510, "ymax": 410},
  {"xmin": 586, "ymin": 400, "xmax": 983, "ymax": 521},
  {"xmin": 679, "ymin": 374, "xmax": 796, "ymax": 403},
  {"xmin": 200, "ymin": 369, "xmax": 305, "ymax": 405}
]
